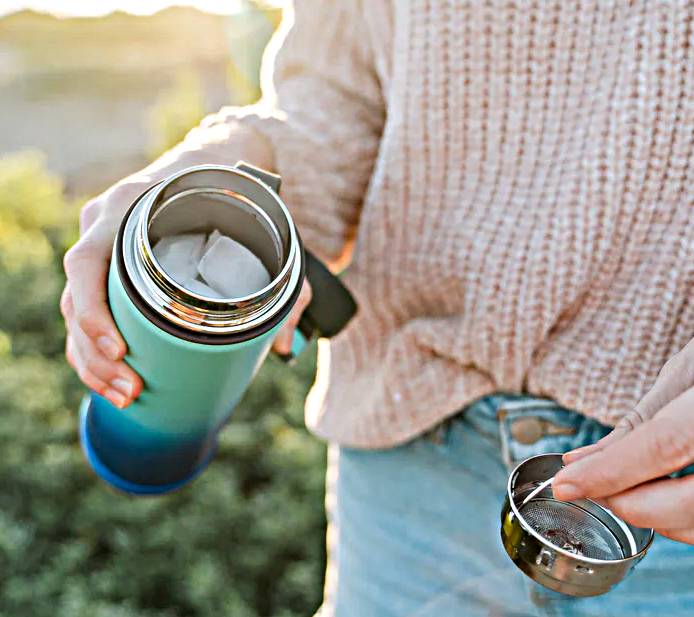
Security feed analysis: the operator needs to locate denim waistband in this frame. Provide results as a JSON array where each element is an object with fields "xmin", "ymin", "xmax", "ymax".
[{"xmin": 429, "ymin": 393, "xmax": 612, "ymax": 470}]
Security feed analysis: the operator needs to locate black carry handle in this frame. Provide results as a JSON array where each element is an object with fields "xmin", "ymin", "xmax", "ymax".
[
  {"xmin": 299, "ymin": 249, "xmax": 357, "ymax": 339},
  {"xmin": 276, "ymin": 249, "xmax": 357, "ymax": 363},
  {"xmin": 234, "ymin": 162, "xmax": 358, "ymax": 360}
]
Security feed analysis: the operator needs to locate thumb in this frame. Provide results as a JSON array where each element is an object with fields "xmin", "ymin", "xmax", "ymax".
[
  {"xmin": 562, "ymin": 413, "xmax": 640, "ymax": 464},
  {"xmin": 562, "ymin": 386, "xmax": 663, "ymax": 465},
  {"xmin": 273, "ymin": 279, "xmax": 312, "ymax": 355}
]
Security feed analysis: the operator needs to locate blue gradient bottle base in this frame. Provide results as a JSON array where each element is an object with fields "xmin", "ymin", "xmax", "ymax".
[{"xmin": 78, "ymin": 395, "xmax": 217, "ymax": 496}]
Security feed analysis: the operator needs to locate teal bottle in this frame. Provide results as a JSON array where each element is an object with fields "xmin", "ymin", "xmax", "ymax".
[{"xmin": 79, "ymin": 163, "xmax": 356, "ymax": 495}]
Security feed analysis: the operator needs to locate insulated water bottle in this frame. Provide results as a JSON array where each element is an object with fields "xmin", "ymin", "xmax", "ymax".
[{"xmin": 78, "ymin": 163, "xmax": 356, "ymax": 495}]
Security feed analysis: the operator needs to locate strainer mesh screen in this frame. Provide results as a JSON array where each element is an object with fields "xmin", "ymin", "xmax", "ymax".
[{"xmin": 520, "ymin": 498, "xmax": 625, "ymax": 560}]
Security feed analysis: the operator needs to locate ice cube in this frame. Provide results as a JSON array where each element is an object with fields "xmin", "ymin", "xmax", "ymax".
[
  {"xmin": 203, "ymin": 229, "xmax": 222, "ymax": 254},
  {"xmin": 152, "ymin": 233, "xmax": 205, "ymax": 285},
  {"xmin": 197, "ymin": 235, "xmax": 271, "ymax": 298},
  {"xmin": 183, "ymin": 277, "xmax": 225, "ymax": 299}
]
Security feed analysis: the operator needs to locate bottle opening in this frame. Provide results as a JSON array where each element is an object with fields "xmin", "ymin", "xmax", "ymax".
[
  {"xmin": 149, "ymin": 190, "xmax": 283, "ymax": 275},
  {"xmin": 147, "ymin": 188, "xmax": 283, "ymax": 298},
  {"xmin": 121, "ymin": 164, "xmax": 303, "ymax": 336}
]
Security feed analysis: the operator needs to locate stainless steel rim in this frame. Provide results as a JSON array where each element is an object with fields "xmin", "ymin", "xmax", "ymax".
[
  {"xmin": 121, "ymin": 164, "xmax": 303, "ymax": 335},
  {"xmin": 506, "ymin": 454, "xmax": 654, "ymax": 566}
]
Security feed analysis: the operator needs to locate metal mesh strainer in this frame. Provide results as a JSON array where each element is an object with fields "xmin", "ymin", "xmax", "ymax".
[
  {"xmin": 520, "ymin": 498, "xmax": 625, "ymax": 560},
  {"xmin": 501, "ymin": 454, "xmax": 654, "ymax": 597}
]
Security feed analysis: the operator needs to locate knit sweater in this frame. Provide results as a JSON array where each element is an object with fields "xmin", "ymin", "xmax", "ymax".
[{"xmin": 196, "ymin": 0, "xmax": 694, "ymax": 447}]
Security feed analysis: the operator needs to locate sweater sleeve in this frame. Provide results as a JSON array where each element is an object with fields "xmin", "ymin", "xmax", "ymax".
[{"xmin": 201, "ymin": 0, "xmax": 385, "ymax": 267}]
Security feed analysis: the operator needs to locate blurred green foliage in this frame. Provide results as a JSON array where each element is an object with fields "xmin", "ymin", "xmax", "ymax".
[{"xmin": 0, "ymin": 151, "xmax": 326, "ymax": 616}]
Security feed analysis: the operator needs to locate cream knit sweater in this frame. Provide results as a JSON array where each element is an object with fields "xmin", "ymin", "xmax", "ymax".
[{"xmin": 195, "ymin": 0, "xmax": 694, "ymax": 447}]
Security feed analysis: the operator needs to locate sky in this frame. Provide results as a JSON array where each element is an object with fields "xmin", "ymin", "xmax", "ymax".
[{"xmin": 0, "ymin": 0, "xmax": 282, "ymax": 18}]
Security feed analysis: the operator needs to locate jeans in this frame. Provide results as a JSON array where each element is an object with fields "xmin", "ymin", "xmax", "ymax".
[{"xmin": 319, "ymin": 394, "xmax": 694, "ymax": 616}]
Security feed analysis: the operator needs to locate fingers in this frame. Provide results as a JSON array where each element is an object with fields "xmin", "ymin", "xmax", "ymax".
[
  {"xmin": 602, "ymin": 476, "xmax": 694, "ymax": 530},
  {"xmin": 562, "ymin": 419, "xmax": 636, "ymax": 464},
  {"xmin": 63, "ymin": 203, "xmax": 143, "ymax": 406},
  {"xmin": 79, "ymin": 198, "xmax": 102, "ymax": 234},
  {"xmin": 272, "ymin": 279, "xmax": 312, "ymax": 355},
  {"xmin": 66, "ymin": 322, "xmax": 142, "ymax": 408},
  {"xmin": 63, "ymin": 222, "xmax": 126, "ymax": 362},
  {"xmin": 66, "ymin": 336, "xmax": 109, "ymax": 397},
  {"xmin": 656, "ymin": 528, "xmax": 694, "ymax": 545},
  {"xmin": 564, "ymin": 345, "xmax": 694, "ymax": 466},
  {"xmin": 554, "ymin": 387, "xmax": 694, "ymax": 501},
  {"xmin": 639, "ymin": 343, "xmax": 694, "ymax": 419},
  {"xmin": 563, "ymin": 443, "xmax": 601, "ymax": 465}
]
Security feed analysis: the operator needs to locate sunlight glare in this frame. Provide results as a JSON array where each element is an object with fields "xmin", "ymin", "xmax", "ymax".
[{"xmin": 0, "ymin": 0, "xmax": 285, "ymax": 18}]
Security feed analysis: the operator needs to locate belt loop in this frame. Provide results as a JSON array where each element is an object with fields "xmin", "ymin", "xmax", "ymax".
[
  {"xmin": 495, "ymin": 398, "xmax": 576, "ymax": 470},
  {"xmin": 497, "ymin": 406, "xmax": 515, "ymax": 470}
]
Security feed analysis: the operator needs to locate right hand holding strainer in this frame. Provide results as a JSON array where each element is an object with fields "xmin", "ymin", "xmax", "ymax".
[{"xmin": 554, "ymin": 342, "xmax": 694, "ymax": 545}]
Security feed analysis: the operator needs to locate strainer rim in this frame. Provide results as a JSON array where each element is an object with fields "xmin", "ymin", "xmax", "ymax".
[{"xmin": 507, "ymin": 453, "xmax": 654, "ymax": 565}]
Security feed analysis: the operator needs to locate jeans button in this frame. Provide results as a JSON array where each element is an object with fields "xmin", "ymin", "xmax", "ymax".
[{"xmin": 510, "ymin": 417, "xmax": 545, "ymax": 445}]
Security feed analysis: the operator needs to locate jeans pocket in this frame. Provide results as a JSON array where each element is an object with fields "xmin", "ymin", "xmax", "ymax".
[{"xmin": 497, "ymin": 397, "xmax": 612, "ymax": 470}]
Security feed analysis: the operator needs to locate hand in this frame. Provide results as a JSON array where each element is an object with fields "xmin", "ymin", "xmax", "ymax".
[
  {"xmin": 553, "ymin": 341, "xmax": 694, "ymax": 544},
  {"xmin": 61, "ymin": 114, "xmax": 278, "ymax": 406},
  {"xmin": 62, "ymin": 180, "xmax": 147, "ymax": 409},
  {"xmin": 271, "ymin": 279, "xmax": 312, "ymax": 356}
]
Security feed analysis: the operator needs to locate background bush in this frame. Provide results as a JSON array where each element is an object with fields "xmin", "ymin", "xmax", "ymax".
[{"xmin": 0, "ymin": 7, "xmax": 327, "ymax": 613}]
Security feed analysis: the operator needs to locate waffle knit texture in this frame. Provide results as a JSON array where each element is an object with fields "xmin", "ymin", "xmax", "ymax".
[{"xmin": 203, "ymin": 0, "xmax": 694, "ymax": 447}]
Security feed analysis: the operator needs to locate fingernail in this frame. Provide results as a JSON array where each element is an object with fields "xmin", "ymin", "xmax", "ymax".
[
  {"xmin": 110, "ymin": 378, "xmax": 133, "ymax": 398},
  {"xmin": 104, "ymin": 388, "xmax": 128, "ymax": 409},
  {"xmin": 552, "ymin": 482, "xmax": 584, "ymax": 501},
  {"xmin": 97, "ymin": 336, "xmax": 120, "ymax": 361},
  {"xmin": 274, "ymin": 336, "xmax": 291, "ymax": 355},
  {"xmin": 563, "ymin": 444, "xmax": 599, "ymax": 464}
]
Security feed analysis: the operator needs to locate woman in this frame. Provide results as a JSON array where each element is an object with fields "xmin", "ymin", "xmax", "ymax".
[{"xmin": 62, "ymin": 2, "xmax": 694, "ymax": 615}]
